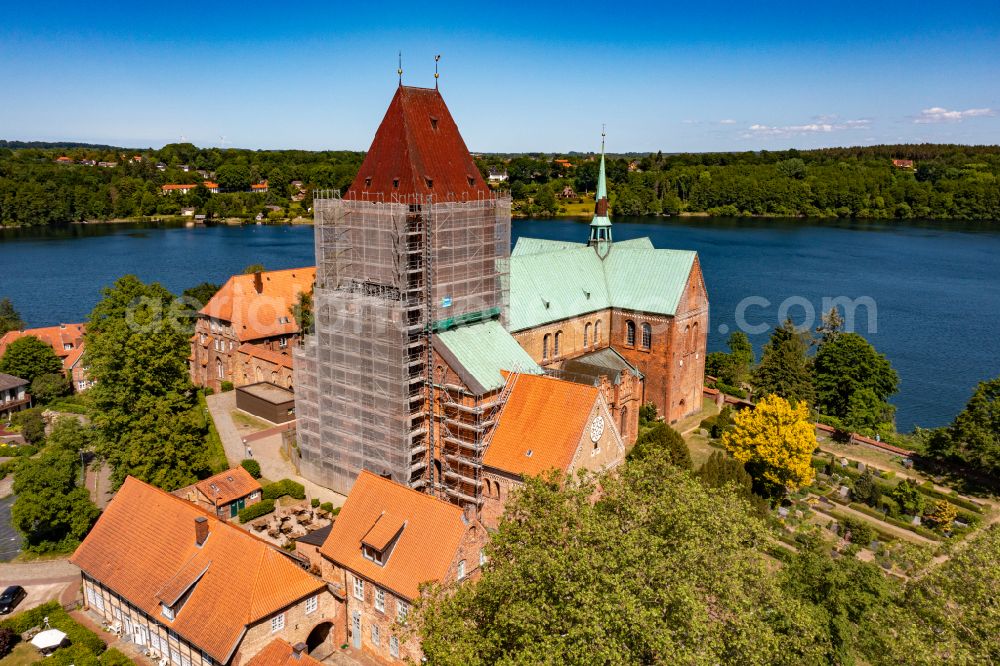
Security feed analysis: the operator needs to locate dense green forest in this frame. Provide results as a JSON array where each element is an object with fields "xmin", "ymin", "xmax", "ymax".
[
  {"xmin": 1, "ymin": 141, "xmax": 998, "ymax": 225},
  {"xmin": 479, "ymin": 144, "xmax": 1000, "ymax": 219},
  {"xmin": 0, "ymin": 142, "xmax": 362, "ymax": 226}
]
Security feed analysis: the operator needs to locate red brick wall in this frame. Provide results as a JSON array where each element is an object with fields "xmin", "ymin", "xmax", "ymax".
[{"xmin": 609, "ymin": 259, "xmax": 708, "ymax": 423}]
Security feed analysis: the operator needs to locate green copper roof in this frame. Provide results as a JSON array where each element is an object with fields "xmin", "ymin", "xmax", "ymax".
[
  {"xmin": 591, "ymin": 150, "xmax": 611, "ymax": 228},
  {"xmin": 512, "ymin": 238, "xmax": 586, "ymax": 257},
  {"xmin": 433, "ymin": 320, "xmax": 543, "ymax": 394},
  {"xmin": 508, "ymin": 239, "xmax": 698, "ymax": 332}
]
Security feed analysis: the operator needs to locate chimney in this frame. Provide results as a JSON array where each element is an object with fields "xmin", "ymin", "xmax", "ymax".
[
  {"xmin": 292, "ymin": 643, "xmax": 307, "ymax": 660},
  {"xmin": 253, "ymin": 271, "xmax": 263, "ymax": 294},
  {"xmin": 194, "ymin": 516, "xmax": 209, "ymax": 546}
]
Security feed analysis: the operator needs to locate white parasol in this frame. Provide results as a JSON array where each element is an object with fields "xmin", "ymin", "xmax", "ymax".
[{"xmin": 30, "ymin": 628, "xmax": 67, "ymax": 651}]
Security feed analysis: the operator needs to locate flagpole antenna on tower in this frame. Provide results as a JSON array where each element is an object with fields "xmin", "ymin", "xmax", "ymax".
[
  {"xmin": 434, "ymin": 54, "xmax": 441, "ymax": 89},
  {"xmin": 397, "ymin": 52, "xmax": 403, "ymax": 86},
  {"xmin": 601, "ymin": 123, "xmax": 606, "ymax": 153}
]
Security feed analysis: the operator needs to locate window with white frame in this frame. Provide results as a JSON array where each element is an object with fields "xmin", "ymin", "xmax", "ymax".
[
  {"xmin": 112, "ymin": 606, "xmax": 123, "ymax": 620},
  {"xmin": 279, "ymin": 337, "xmax": 288, "ymax": 348},
  {"xmin": 270, "ymin": 613, "xmax": 285, "ymax": 633},
  {"xmin": 389, "ymin": 636, "xmax": 399, "ymax": 658},
  {"xmin": 374, "ymin": 587, "xmax": 385, "ymax": 613},
  {"xmin": 457, "ymin": 560, "xmax": 466, "ymax": 580},
  {"xmin": 353, "ymin": 577, "xmax": 364, "ymax": 600},
  {"xmin": 305, "ymin": 595, "xmax": 318, "ymax": 615},
  {"xmin": 371, "ymin": 624, "xmax": 380, "ymax": 647},
  {"xmin": 397, "ymin": 600, "xmax": 408, "ymax": 624}
]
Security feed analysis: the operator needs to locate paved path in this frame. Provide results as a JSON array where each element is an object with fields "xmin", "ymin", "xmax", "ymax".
[
  {"xmin": 0, "ymin": 558, "xmax": 81, "ymax": 611},
  {"xmin": 206, "ymin": 392, "xmax": 345, "ymax": 508}
]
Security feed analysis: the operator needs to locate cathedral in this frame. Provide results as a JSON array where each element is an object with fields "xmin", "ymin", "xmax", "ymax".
[{"xmin": 293, "ymin": 83, "xmax": 708, "ymax": 507}]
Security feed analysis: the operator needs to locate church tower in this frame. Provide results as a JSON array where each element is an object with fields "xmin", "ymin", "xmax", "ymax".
[
  {"xmin": 588, "ymin": 130, "xmax": 612, "ymax": 259},
  {"xmin": 294, "ymin": 84, "xmax": 511, "ymax": 496}
]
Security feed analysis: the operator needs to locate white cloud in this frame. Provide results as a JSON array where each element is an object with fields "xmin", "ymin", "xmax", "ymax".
[
  {"xmin": 913, "ymin": 107, "xmax": 996, "ymax": 123},
  {"xmin": 741, "ymin": 118, "xmax": 871, "ymax": 138},
  {"xmin": 718, "ymin": 119, "xmax": 737, "ymax": 125}
]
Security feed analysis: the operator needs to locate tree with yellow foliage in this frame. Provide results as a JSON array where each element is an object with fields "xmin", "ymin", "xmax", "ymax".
[{"xmin": 723, "ymin": 394, "xmax": 817, "ymax": 495}]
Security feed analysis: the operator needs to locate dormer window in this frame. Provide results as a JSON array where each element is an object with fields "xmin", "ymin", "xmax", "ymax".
[
  {"xmin": 362, "ymin": 544, "xmax": 387, "ymax": 565},
  {"xmin": 425, "ymin": 177, "xmax": 433, "ymax": 189},
  {"xmin": 430, "ymin": 117, "xmax": 438, "ymax": 130},
  {"xmin": 365, "ymin": 177, "xmax": 372, "ymax": 187},
  {"xmin": 467, "ymin": 176, "xmax": 475, "ymax": 188},
  {"xmin": 161, "ymin": 603, "xmax": 175, "ymax": 621},
  {"xmin": 64, "ymin": 343, "xmax": 73, "ymax": 350},
  {"xmin": 393, "ymin": 178, "xmax": 399, "ymax": 189}
]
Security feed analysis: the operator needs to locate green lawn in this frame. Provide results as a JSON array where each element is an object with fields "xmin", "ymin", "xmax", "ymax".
[
  {"xmin": 0, "ymin": 642, "xmax": 42, "ymax": 666},
  {"xmin": 230, "ymin": 410, "xmax": 273, "ymax": 432},
  {"xmin": 198, "ymin": 393, "xmax": 229, "ymax": 473}
]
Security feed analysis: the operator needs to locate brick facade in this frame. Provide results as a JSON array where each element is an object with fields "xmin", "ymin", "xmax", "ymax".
[
  {"xmin": 512, "ymin": 258, "xmax": 708, "ymax": 425},
  {"xmin": 190, "ymin": 318, "xmax": 299, "ymax": 392},
  {"xmin": 317, "ymin": 517, "xmax": 487, "ymax": 664}
]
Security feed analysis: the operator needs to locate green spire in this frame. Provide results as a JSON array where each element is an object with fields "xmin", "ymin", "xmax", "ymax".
[{"xmin": 589, "ymin": 128, "xmax": 612, "ymax": 257}]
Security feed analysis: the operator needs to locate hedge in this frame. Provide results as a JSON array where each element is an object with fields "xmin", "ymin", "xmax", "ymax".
[
  {"xmin": 320, "ymin": 502, "xmax": 334, "ymax": 513},
  {"xmin": 262, "ymin": 479, "xmax": 306, "ymax": 500},
  {"xmin": 239, "ymin": 499, "xmax": 276, "ymax": 523},
  {"xmin": 913, "ymin": 484, "xmax": 985, "ymax": 514},
  {"xmin": 99, "ymin": 648, "xmax": 134, "ymax": 666},
  {"xmin": 0, "ymin": 601, "xmax": 106, "ymax": 657},
  {"xmin": 240, "ymin": 459, "xmax": 262, "ymax": 479}
]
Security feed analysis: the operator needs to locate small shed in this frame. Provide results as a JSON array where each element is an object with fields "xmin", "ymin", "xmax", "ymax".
[{"xmin": 236, "ymin": 382, "xmax": 295, "ymax": 424}]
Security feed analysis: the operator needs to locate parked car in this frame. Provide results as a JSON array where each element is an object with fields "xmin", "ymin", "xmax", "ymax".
[{"xmin": 0, "ymin": 585, "xmax": 26, "ymax": 614}]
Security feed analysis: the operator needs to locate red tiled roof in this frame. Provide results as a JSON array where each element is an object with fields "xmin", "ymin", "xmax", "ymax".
[
  {"xmin": 346, "ymin": 85, "xmax": 490, "ymax": 200},
  {"xmin": 195, "ymin": 466, "xmax": 262, "ymax": 506},
  {"xmin": 246, "ymin": 639, "xmax": 323, "ymax": 666},
  {"xmin": 162, "ymin": 184, "xmax": 197, "ymax": 190},
  {"xmin": 0, "ymin": 324, "xmax": 86, "ymax": 370},
  {"xmin": 320, "ymin": 471, "xmax": 470, "ymax": 600},
  {"xmin": 203, "ymin": 181, "xmax": 219, "ymax": 188},
  {"xmin": 70, "ymin": 477, "xmax": 324, "ymax": 663},
  {"xmin": 483, "ymin": 373, "xmax": 598, "ymax": 477},
  {"xmin": 200, "ymin": 267, "xmax": 315, "ymax": 342},
  {"xmin": 238, "ymin": 343, "xmax": 294, "ymax": 369}
]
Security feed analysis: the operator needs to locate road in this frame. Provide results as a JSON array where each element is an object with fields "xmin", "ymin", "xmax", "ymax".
[
  {"xmin": 0, "ymin": 558, "xmax": 81, "ymax": 612},
  {"xmin": 206, "ymin": 392, "xmax": 345, "ymax": 508}
]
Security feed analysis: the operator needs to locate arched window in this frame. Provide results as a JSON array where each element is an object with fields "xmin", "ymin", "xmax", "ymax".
[
  {"xmin": 691, "ymin": 321, "xmax": 699, "ymax": 353},
  {"xmin": 216, "ymin": 359, "xmax": 224, "ymax": 379},
  {"xmin": 684, "ymin": 324, "xmax": 691, "ymax": 352},
  {"xmin": 271, "ymin": 371, "xmax": 278, "ymax": 383},
  {"xmin": 554, "ymin": 331, "xmax": 563, "ymax": 357},
  {"xmin": 595, "ymin": 320, "xmax": 602, "ymax": 344},
  {"xmin": 620, "ymin": 406, "xmax": 628, "ymax": 441},
  {"xmin": 542, "ymin": 334, "xmax": 551, "ymax": 360},
  {"xmin": 626, "ymin": 320, "xmax": 636, "ymax": 346},
  {"xmin": 641, "ymin": 322, "xmax": 652, "ymax": 349},
  {"xmin": 584, "ymin": 323, "xmax": 591, "ymax": 347},
  {"xmin": 255, "ymin": 366, "xmax": 263, "ymax": 382}
]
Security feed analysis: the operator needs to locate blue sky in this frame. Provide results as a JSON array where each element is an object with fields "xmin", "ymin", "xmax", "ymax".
[{"xmin": 2, "ymin": 1, "xmax": 998, "ymax": 152}]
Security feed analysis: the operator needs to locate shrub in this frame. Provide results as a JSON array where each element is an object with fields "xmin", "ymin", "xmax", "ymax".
[
  {"xmin": 0, "ymin": 627, "xmax": 17, "ymax": 659},
  {"xmin": 239, "ymin": 499, "xmax": 275, "ymax": 522},
  {"xmin": 221, "ymin": 381, "xmax": 234, "ymax": 392},
  {"xmin": 843, "ymin": 517, "xmax": 874, "ymax": 546},
  {"xmin": 0, "ymin": 602, "xmax": 105, "ymax": 657},
  {"xmin": 204, "ymin": 387, "xmax": 215, "ymax": 396},
  {"xmin": 638, "ymin": 402, "xmax": 657, "ymax": 425},
  {"xmin": 714, "ymin": 381, "xmax": 747, "ymax": 398},
  {"xmin": 51, "ymin": 644, "xmax": 101, "ymax": 666},
  {"xmin": 878, "ymin": 496, "xmax": 900, "ymax": 518},
  {"xmin": 628, "ymin": 423, "xmax": 691, "ymax": 470},
  {"xmin": 240, "ymin": 459, "xmax": 261, "ymax": 479},
  {"xmin": 100, "ymin": 649, "xmax": 134, "ymax": 666},
  {"xmin": 262, "ymin": 479, "xmax": 306, "ymax": 500},
  {"xmin": 311, "ymin": 498, "xmax": 320, "ymax": 508},
  {"xmin": 319, "ymin": 502, "xmax": 334, "ymax": 513}
]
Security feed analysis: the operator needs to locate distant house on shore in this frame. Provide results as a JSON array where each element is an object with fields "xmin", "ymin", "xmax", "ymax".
[
  {"xmin": 204, "ymin": 181, "xmax": 220, "ymax": 193},
  {"xmin": 98, "ymin": 161, "xmax": 117, "ymax": 168},
  {"xmin": 181, "ymin": 208, "xmax": 196, "ymax": 217},
  {"xmin": 156, "ymin": 162, "xmax": 167, "ymax": 171},
  {"xmin": 487, "ymin": 168, "xmax": 508, "ymax": 183},
  {"xmin": 560, "ymin": 185, "xmax": 576, "ymax": 198},
  {"xmin": 554, "ymin": 158, "xmax": 573, "ymax": 169},
  {"xmin": 55, "ymin": 156, "xmax": 73, "ymax": 164},
  {"xmin": 892, "ymin": 159, "xmax": 915, "ymax": 169},
  {"xmin": 252, "ymin": 181, "xmax": 269, "ymax": 193},
  {"xmin": 162, "ymin": 184, "xmax": 198, "ymax": 195}
]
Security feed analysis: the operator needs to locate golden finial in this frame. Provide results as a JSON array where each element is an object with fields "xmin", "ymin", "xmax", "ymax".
[
  {"xmin": 434, "ymin": 54, "xmax": 441, "ymax": 89},
  {"xmin": 397, "ymin": 51, "xmax": 403, "ymax": 86}
]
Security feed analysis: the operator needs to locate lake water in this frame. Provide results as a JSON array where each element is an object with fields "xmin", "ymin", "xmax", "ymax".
[{"xmin": 2, "ymin": 217, "xmax": 999, "ymax": 432}]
